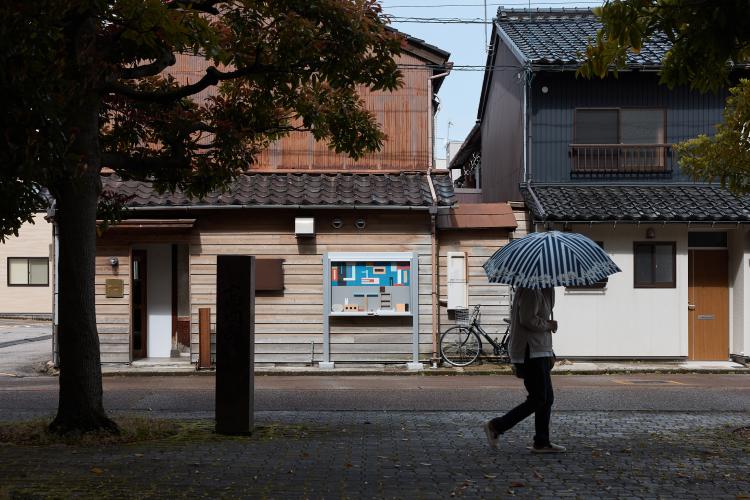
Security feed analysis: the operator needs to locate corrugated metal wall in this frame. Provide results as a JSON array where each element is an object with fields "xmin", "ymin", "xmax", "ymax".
[{"xmin": 530, "ymin": 72, "xmax": 728, "ymax": 183}]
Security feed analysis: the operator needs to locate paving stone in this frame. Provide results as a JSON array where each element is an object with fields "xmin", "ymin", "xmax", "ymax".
[{"xmin": 0, "ymin": 411, "xmax": 748, "ymax": 498}]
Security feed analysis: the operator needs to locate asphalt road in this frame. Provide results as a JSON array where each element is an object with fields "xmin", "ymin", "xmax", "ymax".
[
  {"xmin": 0, "ymin": 374, "xmax": 747, "ymax": 419},
  {"xmin": 0, "ymin": 320, "xmax": 52, "ymax": 376}
]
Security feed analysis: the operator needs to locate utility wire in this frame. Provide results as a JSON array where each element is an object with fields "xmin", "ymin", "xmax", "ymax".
[{"xmin": 383, "ymin": 1, "xmax": 602, "ymax": 7}]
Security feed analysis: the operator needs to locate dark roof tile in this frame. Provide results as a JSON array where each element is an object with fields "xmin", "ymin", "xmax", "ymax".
[
  {"xmin": 497, "ymin": 9, "xmax": 670, "ymax": 67},
  {"xmin": 522, "ymin": 184, "xmax": 750, "ymax": 222},
  {"xmin": 101, "ymin": 172, "xmax": 455, "ymax": 209}
]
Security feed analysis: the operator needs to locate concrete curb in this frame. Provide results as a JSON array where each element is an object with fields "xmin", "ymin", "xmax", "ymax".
[{"xmin": 98, "ymin": 366, "xmax": 750, "ymax": 377}]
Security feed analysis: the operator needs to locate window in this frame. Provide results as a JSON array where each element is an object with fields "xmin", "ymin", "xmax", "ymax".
[
  {"xmin": 7, "ymin": 257, "xmax": 49, "ymax": 286},
  {"xmin": 575, "ymin": 108, "xmax": 665, "ymax": 144},
  {"xmin": 688, "ymin": 232, "xmax": 727, "ymax": 248},
  {"xmin": 566, "ymin": 241, "xmax": 608, "ymax": 290},
  {"xmin": 634, "ymin": 242, "xmax": 676, "ymax": 288},
  {"xmin": 573, "ymin": 108, "xmax": 667, "ymax": 174}
]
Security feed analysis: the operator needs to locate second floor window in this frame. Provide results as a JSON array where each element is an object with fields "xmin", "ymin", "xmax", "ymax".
[{"xmin": 572, "ymin": 108, "xmax": 667, "ymax": 174}]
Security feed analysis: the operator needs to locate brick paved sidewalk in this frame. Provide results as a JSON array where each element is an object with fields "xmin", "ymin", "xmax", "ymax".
[{"xmin": 1, "ymin": 411, "xmax": 748, "ymax": 499}]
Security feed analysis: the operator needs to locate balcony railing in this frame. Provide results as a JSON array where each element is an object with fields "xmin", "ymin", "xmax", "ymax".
[{"xmin": 569, "ymin": 144, "xmax": 673, "ymax": 177}]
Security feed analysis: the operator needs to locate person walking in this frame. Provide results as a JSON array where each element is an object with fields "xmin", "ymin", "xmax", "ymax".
[{"xmin": 483, "ymin": 286, "xmax": 565, "ymax": 453}]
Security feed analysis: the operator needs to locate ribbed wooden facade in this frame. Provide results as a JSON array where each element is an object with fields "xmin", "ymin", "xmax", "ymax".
[
  {"xmin": 94, "ymin": 208, "xmax": 520, "ymax": 365},
  {"xmin": 169, "ymin": 52, "xmax": 433, "ymax": 171}
]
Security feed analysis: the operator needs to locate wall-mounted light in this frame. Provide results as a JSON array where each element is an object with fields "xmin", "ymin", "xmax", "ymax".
[
  {"xmin": 295, "ymin": 217, "xmax": 315, "ymax": 237},
  {"xmin": 331, "ymin": 218, "xmax": 343, "ymax": 229},
  {"xmin": 541, "ymin": 86, "xmax": 549, "ymax": 94},
  {"xmin": 646, "ymin": 228, "xmax": 656, "ymax": 239},
  {"xmin": 354, "ymin": 218, "xmax": 367, "ymax": 230},
  {"xmin": 109, "ymin": 256, "xmax": 119, "ymax": 267}
]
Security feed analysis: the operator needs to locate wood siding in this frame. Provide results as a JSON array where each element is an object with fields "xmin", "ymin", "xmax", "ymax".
[
  {"xmin": 530, "ymin": 72, "xmax": 728, "ymax": 183},
  {"xmin": 94, "ymin": 211, "xmax": 516, "ymax": 365},
  {"xmin": 255, "ymin": 53, "xmax": 430, "ymax": 171},
  {"xmin": 95, "ymin": 244, "xmax": 131, "ymax": 363},
  {"xmin": 167, "ymin": 52, "xmax": 432, "ymax": 171},
  {"xmin": 188, "ymin": 210, "xmax": 435, "ymax": 365},
  {"xmin": 0, "ymin": 214, "xmax": 53, "ymax": 316},
  {"xmin": 438, "ymin": 230, "xmax": 512, "ymax": 344}
]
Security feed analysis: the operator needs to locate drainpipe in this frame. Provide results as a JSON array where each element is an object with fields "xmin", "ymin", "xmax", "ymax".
[
  {"xmin": 46, "ymin": 201, "xmax": 60, "ymax": 367},
  {"xmin": 426, "ymin": 168, "xmax": 440, "ymax": 367},
  {"xmin": 522, "ymin": 65, "xmax": 532, "ymax": 182}
]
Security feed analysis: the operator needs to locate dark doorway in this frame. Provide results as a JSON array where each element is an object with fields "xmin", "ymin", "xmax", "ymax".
[{"xmin": 131, "ymin": 250, "xmax": 148, "ymax": 359}]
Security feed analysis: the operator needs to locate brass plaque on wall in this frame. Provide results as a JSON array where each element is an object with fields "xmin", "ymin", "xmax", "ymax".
[{"xmin": 105, "ymin": 279, "xmax": 124, "ymax": 298}]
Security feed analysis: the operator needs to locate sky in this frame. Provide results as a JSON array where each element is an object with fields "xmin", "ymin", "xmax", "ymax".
[{"xmin": 382, "ymin": 0, "xmax": 604, "ymax": 160}]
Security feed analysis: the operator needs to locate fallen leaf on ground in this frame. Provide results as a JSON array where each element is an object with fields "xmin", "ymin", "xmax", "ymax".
[{"xmin": 90, "ymin": 467, "xmax": 103, "ymax": 475}]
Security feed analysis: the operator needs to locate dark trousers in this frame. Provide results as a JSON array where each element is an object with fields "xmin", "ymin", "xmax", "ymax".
[{"xmin": 489, "ymin": 355, "xmax": 554, "ymax": 447}]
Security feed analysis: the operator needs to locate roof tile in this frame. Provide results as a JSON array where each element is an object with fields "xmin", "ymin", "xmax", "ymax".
[
  {"xmin": 523, "ymin": 184, "xmax": 750, "ymax": 222},
  {"xmin": 101, "ymin": 172, "xmax": 456, "ymax": 208},
  {"xmin": 498, "ymin": 9, "xmax": 670, "ymax": 67}
]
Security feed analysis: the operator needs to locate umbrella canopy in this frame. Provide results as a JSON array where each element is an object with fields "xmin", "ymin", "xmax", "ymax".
[{"xmin": 483, "ymin": 231, "xmax": 621, "ymax": 288}]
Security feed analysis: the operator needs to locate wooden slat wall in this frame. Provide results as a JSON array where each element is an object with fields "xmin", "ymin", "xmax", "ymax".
[
  {"xmin": 255, "ymin": 53, "xmax": 429, "ymax": 170},
  {"xmin": 167, "ymin": 52, "xmax": 431, "ymax": 171},
  {"xmin": 95, "ymin": 245, "xmax": 131, "ymax": 363},
  {"xmin": 438, "ymin": 230, "xmax": 512, "ymax": 343},
  {"xmin": 188, "ymin": 210, "xmax": 435, "ymax": 364}
]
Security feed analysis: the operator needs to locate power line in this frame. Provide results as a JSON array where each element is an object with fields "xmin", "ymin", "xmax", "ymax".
[
  {"xmin": 384, "ymin": 1, "xmax": 601, "ymax": 7},
  {"xmin": 389, "ymin": 16, "xmax": 491, "ymax": 23}
]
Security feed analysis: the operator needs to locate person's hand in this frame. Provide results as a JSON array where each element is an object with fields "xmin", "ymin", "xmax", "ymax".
[{"xmin": 548, "ymin": 320, "xmax": 558, "ymax": 333}]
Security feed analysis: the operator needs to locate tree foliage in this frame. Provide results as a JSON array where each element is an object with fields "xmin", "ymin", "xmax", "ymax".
[
  {"xmin": 0, "ymin": 0, "xmax": 403, "ymax": 235},
  {"xmin": 578, "ymin": 0, "xmax": 750, "ymax": 193},
  {"xmin": 0, "ymin": 0, "xmax": 403, "ymax": 433}
]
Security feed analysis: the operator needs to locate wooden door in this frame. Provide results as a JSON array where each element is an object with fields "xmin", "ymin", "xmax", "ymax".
[
  {"xmin": 131, "ymin": 250, "xmax": 148, "ymax": 359},
  {"xmin": 688, "ymin": 250, "xmax": 728, "ymax": 360}
]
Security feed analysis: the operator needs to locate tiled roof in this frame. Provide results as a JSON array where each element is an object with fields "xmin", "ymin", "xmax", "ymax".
[
  {"xmin": 497, "ymin": 9, "xmax": 671, "ymax": 67},
  {"xmin": 522, "ymin": 184, "xmax": 750, "ymax": 222},
  {"xmin": 101, "ymin": 172, "xmax": 455, "ymax": 208}
]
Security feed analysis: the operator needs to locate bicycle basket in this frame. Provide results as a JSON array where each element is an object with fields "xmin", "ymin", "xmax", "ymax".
[{"xmin": 454, "ymin": 308, "xmax": 470, "ymax": 327}]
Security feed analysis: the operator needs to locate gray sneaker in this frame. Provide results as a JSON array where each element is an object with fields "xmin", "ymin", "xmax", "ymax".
[
  {"xmin": 530, "ymin": 443, "xmax": 566, "ymax": 454},
  {"xmin": 483, "ymin": 422, "xmax": 499, "ymax": 449}
]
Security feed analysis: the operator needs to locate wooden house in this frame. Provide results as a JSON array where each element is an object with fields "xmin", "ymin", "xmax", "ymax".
[
  {"xmin": 451, "ymin": 8, "xmax": 750, "ymax": 362},
  {"xmin": 91, "ymin": 32, "xmax": 520, "ymax": 368}
]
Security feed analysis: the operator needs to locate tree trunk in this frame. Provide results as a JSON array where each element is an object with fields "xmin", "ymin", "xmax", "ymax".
[{"xmin": 49, "ymin": 171, "xmax": 118, "ymax": 434}]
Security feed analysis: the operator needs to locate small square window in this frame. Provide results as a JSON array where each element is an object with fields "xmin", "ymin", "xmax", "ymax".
[
  {"xmin": 634, "ymin": 242, "xmax": 676, "ymax": 288},
  {"xmin": 7, "ymin": 257, "xmax": 49, "ymax": 286}
]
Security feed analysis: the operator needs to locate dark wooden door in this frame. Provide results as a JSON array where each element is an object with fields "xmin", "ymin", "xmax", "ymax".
[
  {"xmin": 688, "ymin": 250, "xmax": 729, "ymax": 360},
  {"xmin": 131, "ymin": 250, "xmax": 148, "ymax": 359}
]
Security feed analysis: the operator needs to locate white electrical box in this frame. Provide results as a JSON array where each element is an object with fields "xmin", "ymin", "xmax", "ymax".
[
  {"xmin": 447, "ymin": 251, "xmax": 468, "ymax": 310},
  {"xmin": 295, "ymin": 217, "xmax": 315, "ymax": 237}
]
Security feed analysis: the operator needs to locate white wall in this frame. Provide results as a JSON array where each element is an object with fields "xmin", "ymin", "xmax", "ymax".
[
  {"xmin": 141, "ymin": 244, "xmax": 172, "ymax": 358},
  {"xmin": 729, "ymin": 229, "xmax": 750, "ymax": 358},
  {"xmin": 553, "ymin": 224, "xmax": 688, "ymax": 358},
  {"xmin": 0, "ymin": 214, "xmax": 53, "ymax": 315}
]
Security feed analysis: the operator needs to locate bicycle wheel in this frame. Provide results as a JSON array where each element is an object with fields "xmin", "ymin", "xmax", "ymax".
[{"xmin": 440, "ymin": 326, "xmax": 481, "ymax": 367}]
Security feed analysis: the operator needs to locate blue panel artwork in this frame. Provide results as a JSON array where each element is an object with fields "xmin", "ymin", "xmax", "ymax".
[{"xmin": 331, "ymin": 261, "xmax": 410, "ymax": 287}]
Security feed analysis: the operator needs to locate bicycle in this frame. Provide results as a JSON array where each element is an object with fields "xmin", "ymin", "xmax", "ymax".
[{"xmin": 439, "ymin": 304, "xmax": 510, "ymax": 367}]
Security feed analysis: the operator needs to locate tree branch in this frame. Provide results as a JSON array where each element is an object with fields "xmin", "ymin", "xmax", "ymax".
[
  {"xmin": 101, "ymin": 151, "xmax": 191, "ymax": 178},
  {"xmin": 164, "ymin": 0, "xmax": 222, "ymax": 15},
  {"xmin": 106, "ymin": 64, "xmax": 265, "ymax": 102},
  {"xmin": 120, "ymin": 49, "xmax": 177, "ymax": 79}
]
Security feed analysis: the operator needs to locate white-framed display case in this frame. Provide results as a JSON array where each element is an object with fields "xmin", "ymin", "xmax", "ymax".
[{"xmin": 322, "ymin": 252, "xmax": 420, "ymax": 369}]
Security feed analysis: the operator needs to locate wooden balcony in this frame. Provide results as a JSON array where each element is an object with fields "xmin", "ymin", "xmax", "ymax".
[{"xmin": 569, "ymin": 144, "xmax": 673, "ymax": 177}]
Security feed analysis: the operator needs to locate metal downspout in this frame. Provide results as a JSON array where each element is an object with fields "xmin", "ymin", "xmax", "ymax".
[{"xmin": 426, "ymin": 168, "xmax": 440, "ymax": 367}]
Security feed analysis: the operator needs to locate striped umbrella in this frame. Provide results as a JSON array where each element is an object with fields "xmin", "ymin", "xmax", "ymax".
[{"xmin": 483, "ymin": 231, "xmax": 621, "ymax": 288}]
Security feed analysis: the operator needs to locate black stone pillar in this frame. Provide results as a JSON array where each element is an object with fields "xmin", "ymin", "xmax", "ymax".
[{"xmin": 215, "ymin": 255, "xmax": 255, "ymax": 435}]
